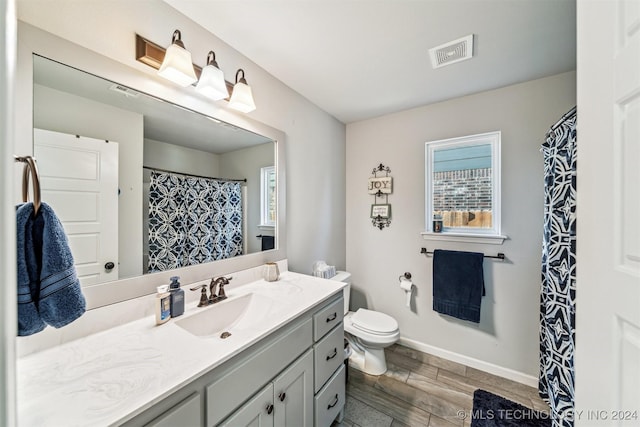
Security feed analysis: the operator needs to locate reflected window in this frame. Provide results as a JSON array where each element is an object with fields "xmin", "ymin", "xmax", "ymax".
[{"xmin": 260, "ymin": 166, "xmax": 276, "ymax": 227}]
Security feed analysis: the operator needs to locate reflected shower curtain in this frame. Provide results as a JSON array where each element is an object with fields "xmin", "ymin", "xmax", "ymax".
[
  {"xmin": 539, "ymin": 107, "xmax": 576, "ymax": 427},
  {"xmin": 148, "ymin": 171, "xmax": 243, "ymax": 272}
]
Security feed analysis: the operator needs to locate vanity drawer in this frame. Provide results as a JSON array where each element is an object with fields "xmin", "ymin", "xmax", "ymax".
[
  {"xmin": 313, "ymin": 297, "xmax": 343, "ymax": 341},
  {"xmin": 313, "ymin": 322, "xmax": 344, "ymax": 393},
  {"xmin": 314, "ymin": 364, "xmax": 346, "ymax": 427}
]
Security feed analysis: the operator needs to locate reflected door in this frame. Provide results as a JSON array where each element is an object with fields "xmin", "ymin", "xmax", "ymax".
[{"xmin": 34, "ymin": 128, "xmax": 118, "ymax": 286}]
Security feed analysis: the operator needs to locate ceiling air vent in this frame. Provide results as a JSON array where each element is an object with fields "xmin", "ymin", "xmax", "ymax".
[
  {"xmin": 429, "ymin": 34, "xmax": 474, "ymax": 69},
  {"xmin": 108, "ymin": 83, "xmax": 140, "ymax": 98}
]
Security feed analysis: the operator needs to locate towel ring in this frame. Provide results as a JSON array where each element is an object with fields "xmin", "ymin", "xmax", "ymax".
[{"xmin": 14, "ymin": 155, "xmax": 42, "ymax": 215}]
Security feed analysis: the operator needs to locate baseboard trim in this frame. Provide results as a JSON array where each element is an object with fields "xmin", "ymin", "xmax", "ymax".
[{"xmin": 398, "ymin": 337, "xmax": 539, "ymax": 388}]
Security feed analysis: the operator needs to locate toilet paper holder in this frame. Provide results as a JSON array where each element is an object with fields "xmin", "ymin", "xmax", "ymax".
[
  {"xmin": 399, "ymin": 272, "xmax": 412, "ymax": 281},
  {"xmin": 398, "ymin": 272, "xmax": 413, "ymax": 307}
]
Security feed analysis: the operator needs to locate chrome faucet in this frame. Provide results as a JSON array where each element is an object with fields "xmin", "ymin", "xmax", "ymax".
[{"xmin": 209, "ymin": 276, "xmax": 232, "ymax": 304}]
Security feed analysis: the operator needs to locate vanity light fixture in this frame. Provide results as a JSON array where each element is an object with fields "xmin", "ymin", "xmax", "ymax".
[
  {"xmin": 135, "ymin": 34, "xmax": 254, "ymax": 112},
  {"xmin": 195, "ymin": 51, "xmax": 229, "ymax": 100},
  {"xmin": 157, "ymin": 30, "xmax": 198, "ymax": 87},
  {"xmin": 228, "ymin": 69, "xmax": 256, "ymax": 113}
]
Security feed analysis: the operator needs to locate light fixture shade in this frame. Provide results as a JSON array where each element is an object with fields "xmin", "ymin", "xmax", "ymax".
[
  {"xmin": 158, "ymin": 30, "xmax": 197, "ymax": 87},
  {"xmin": 195, "ymin": 51, "xmax": 229, "ymax": 100},
  {"xmin": 228, "ymin": 69, "xmax": 256, "ymax": 113}
]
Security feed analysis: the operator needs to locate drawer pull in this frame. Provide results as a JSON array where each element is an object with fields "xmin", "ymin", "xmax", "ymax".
[
  {"xmin": 266, "ymin": 404, "xmax": 274, "ymax": 415},
  {"xmin": 327, "ymin": 393, "xmax": 339, "ymax": 409},
  {"xmin": 326, "ymin": 348, "xmax": 338, "ymax": 361},
  {"xmin": 326, "ymin": 312, "xmax": 337, "ymax": 322},
  {"xmin": 278, "ymin": 392, "xmax": 286, "ymax": 402}
]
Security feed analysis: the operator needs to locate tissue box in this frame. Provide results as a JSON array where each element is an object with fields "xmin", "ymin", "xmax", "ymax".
[{"xmin": 312, "ymin": 261, "xmax": 336, "ymax": 279}]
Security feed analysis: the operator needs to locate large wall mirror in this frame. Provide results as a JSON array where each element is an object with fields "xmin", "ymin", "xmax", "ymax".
[{"xmin": 17, "ymin": 23, "xmax": 287, "ymax": 309}]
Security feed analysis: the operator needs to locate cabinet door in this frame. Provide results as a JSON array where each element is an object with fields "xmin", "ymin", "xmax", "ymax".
[
  {"xmin": 273, "ymin": 349, "xmax": 314, "ymax": 427},
  {"xmin": 145, "ymin": 393, "xmax": 201, "ymax": 427},
  {"xmin": 219, "ymin": 384, "xmax": 274, "ymax": 427}
]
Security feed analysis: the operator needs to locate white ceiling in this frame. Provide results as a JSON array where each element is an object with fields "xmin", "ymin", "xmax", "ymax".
[{"xmin": 164, "ymin": 0, "xmax": 576, "ymax": 124}]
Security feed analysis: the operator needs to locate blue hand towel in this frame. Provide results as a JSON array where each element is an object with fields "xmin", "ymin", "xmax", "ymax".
[
  {"xmin": 16, "ymin": 203, "xmax": 46, "ymax": 336},
  {"xmin": 432, "ymin": 249, "xmax": 485, "ymax": 323},
  {"xmin": 16, "ymin": 202, "xmax": 86, "ymax": 336}
]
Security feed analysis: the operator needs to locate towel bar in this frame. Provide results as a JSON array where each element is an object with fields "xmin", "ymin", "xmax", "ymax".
[
  {"xmin": 14, "ymin": 155, "xmax": 41, "ymax": 215},
  {"xmin": 420, "ymin": 247, "xmax": 505, "ymax": 260}
]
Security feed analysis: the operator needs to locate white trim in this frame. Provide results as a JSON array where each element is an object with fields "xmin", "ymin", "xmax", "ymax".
[
  {"xmin": 420, "ymin": 232, "xmax": 507, "ymax": 245},
  {"xmin": 398, "ymin": 337, "xmax": 538, "ymax": 388},
  {"xmin": 425, "ymin": 131, "xmax": 502, "ymax": 237},
  {"xmin": 260, "ymin": 165, "xmax": 276, "ymax": 227}
]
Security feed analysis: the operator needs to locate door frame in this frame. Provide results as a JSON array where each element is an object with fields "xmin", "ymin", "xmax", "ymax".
[{"xmin": 1, "ymin": 0, "xmax": 17, "ymax": 425}]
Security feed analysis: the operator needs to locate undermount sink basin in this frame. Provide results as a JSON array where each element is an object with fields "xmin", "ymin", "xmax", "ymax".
[{"xmin": 175, "ymin": 292, "xmax": 274, "ymax": 338}]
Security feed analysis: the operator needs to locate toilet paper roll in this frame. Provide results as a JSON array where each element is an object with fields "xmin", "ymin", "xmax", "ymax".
[{"xmin": 399, "ymin": 278, "xmax": 413, "ymax": 307}]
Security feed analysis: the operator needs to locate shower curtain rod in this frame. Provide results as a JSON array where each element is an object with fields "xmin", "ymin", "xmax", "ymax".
[
  {"xmin": 550, "ymin": 105, "xmax": 576, "ymax": 131},
  {"xmin": 143, "ymin": 166, "xmax": 246, "ymax": 183}
]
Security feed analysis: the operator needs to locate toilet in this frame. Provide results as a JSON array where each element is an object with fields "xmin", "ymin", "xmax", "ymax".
[{"xmin": 331, "ymin": 271, "xmax": 400, "ymax": 375}]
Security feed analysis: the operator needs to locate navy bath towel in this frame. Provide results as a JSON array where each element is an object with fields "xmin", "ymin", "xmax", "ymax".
[
  {"xmin": 432, "ymin": 249, "xmax": 485, "ymax": 323},
  {"xmin": 261, "ymin": 235, "xmax": 275, "ymax": 251},
  {"xmin": 16, "ymin": 203, "xmax": 86, "ymax": 336}
]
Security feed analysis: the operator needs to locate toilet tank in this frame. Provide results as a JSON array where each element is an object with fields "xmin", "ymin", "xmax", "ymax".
[{"xmin": 330, "ymin": 271, "xmax": 351, "ymax": 315}]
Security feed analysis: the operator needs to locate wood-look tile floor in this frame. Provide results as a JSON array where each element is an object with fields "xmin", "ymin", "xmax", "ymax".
[{"xmin": 335, "ymin": 344, "xmax": 549, "ymax": 427}]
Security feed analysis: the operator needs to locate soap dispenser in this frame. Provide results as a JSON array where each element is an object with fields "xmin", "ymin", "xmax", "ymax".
[
  {"xmin": 155, "ymin": 285, "xmax": 171, "ymax": 325},
  {"xmin": 169, "ymin": 276, "xmax": 185, "ymax": 318}
]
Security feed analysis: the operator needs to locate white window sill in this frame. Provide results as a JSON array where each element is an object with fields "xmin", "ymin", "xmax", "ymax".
[
  {"xmin": 258, "ymin": 224, "xmax": 275, "ymax": 231},
  {"xmin": 420, "ymin": 232, "xmax": 507, "ymax": 245}
]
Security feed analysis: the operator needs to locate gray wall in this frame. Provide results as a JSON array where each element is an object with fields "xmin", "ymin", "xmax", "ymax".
[
  {"xmin": 33, "ymin": 83, "xmax": 144, "ymax": 279},
  {"xmin": 345, "ymin": 71, "xmax": 576, "ymax": 380},
  {"xmin": 219, "ymin": 142, "xmax": 274, "ymax": 254},
  {"xmin": 144, "ymin": 138, "xmax": 220, "ymax": 177},
  {"xmin": 17, "ymin": 0, "xmax": 346, "ymax": 276}
]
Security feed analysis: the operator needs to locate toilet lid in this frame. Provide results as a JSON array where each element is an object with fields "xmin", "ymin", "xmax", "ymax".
[{"xmin": 351, "ymin": 309, "xmax": 398, "ymax": 334}]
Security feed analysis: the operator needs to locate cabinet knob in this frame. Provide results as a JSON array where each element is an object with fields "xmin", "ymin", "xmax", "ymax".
[
  {"xmin": 266, "ymin": 404, "xmax": 274, "ymax": 415},
  {"xmin": 278, "ymin": 392, "xmax": 286, "ymax": 402},
  {"xmin": 327, "ymin": 393, "xmax": 339, "ymax": 409},
  {"xmin": 326, "ymin": 348, "xmax": 338, "ymax": 361},
  {"xmin": 104, "ymin": 261, "xmax": 115, "ymax": 271}
]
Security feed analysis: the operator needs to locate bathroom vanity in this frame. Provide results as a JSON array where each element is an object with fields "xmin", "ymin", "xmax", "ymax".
[{"xmin": 16, "ymin": 271, "xmax": 346, "ymax": 426}]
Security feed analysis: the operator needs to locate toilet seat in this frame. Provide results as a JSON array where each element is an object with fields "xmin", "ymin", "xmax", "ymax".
[{"xmin": 350, "ymin": 309, "xmax": 399, "ymax": 335}]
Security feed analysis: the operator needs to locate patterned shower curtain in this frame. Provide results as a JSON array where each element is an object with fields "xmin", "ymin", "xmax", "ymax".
[
  {"xmin": 148, "ymin": 171, "xmax": 243, "ymax": 272},
  {"xmin": 539, "ymin": 107, "xmax": 576, "ymax": 427}
]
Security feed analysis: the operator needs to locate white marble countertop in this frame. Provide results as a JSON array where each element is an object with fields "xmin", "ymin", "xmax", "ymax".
[{"xmin": 17, "ymin": 272, "xmax": 345, "ymax": 427}]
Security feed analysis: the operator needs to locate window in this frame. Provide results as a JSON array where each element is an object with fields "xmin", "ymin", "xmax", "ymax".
[
  {"xmin": 424, "ymin": 131, "xmax": 503, "ymax": 242},
  {"xmin": 260, "ymin": 166, "xmax": 276, "ymax": 227}
]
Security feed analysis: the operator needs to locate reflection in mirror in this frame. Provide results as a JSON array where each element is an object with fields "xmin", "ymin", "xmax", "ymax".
[{"xmin": 32, "ymin": 54, "xmax": 276, "ymax": 287}]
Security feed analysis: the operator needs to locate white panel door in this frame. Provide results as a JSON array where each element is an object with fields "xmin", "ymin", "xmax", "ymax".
[
  {"xmin": 576, "ymin": 0, "xmax": 640, "ymax": 425},
  {"xmin": 33, "ymin": 128, "xmax": 118, "ymax": 286}
]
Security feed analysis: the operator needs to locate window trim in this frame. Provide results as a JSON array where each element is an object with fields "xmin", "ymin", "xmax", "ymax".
[
  {"xmin": 260, "ymin": 165, "xmax": 276, "ymax": 228},
  {"xmin": 424, "ymin": 131, "xmax": 505, "ymax": 242}
]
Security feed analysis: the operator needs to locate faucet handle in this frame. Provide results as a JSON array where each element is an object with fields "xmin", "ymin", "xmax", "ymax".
[
  {"xmin": 189, "ymin": 284, "xmax": 210, "ymax": 307},
  {"xmin": 217, "ymin": 276, "xmax": 232, "ymax": 300}
]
